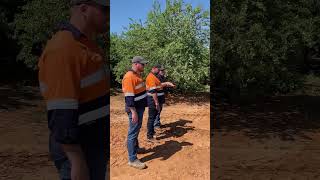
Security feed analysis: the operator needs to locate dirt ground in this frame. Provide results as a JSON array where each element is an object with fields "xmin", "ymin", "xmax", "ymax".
[
  {"xmin": 214, "ymin": 95, "xmax": 320, "ymax": 180},
  {"xmin": 0, "ymin": 84, "xmax": 58, "ymax": 180},
  {"xmin": 110, "ymin": 92, "xmax": 210, "ymax": 180},
  {"xmin": 6, "ymin": 83, "xmax": 320, "ymax": 180},
  {"xmin": 0, "ymin": 85, "xmax": 210, "ymax": 180}
]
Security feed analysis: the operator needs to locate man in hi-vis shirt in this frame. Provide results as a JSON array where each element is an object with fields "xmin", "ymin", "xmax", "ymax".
[
  {"xmin": 146, "ymin": 64, "xmax": 175, "ymax": 142},
  {"xmin": 38, "ymin": 0, "xmax": 109, "ymax": 179},
  {"xmin": 122, "ymin": 56, "xmax": 148, "ymax": 169}
]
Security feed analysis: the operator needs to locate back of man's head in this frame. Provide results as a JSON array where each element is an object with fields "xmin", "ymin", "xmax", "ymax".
[{"xmin": 70, "ymin": 0, "xmax": 109, "ymax": 7}]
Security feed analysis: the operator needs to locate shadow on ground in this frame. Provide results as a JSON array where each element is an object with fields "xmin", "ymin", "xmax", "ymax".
[
  {"xmin": 140, "ymin": 119, "xmax": 194, "ymax": 162},
  {"xmin": 110, "ymin": 88, "xmax": 122, "ymax": 96},
  {"xmin": 140, "ymin": 140, "xmax": 193, "ymax": 162},
  {"xmin": 213, "ymin": 94, "xmax": 320, "ymax": 141},
  {"xmin": 165, "ymin": 92, "xmax": 210, "ymax": 106},
  {"xmin": 157, "ymin": 119, "xmax": 195, "ymax": 140},
  {"xmin": 0, "ymin": 84, "xmax": 41, "ymax": 111}
]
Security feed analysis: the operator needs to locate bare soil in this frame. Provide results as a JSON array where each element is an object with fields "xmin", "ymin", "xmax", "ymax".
[
  {"xmin": 214, "ymin": 95, "xmax": 320, "ymax": 180},
  {"xmin": 0, "ymin": 85, "xmax": 210, "ymax": 180},
  {"xmin": 110, "ymin": 92, "xmax": 210, "ymax": 180}
]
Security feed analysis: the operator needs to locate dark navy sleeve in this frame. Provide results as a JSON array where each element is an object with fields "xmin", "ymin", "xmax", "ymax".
[
  {"xmin": 48, "ymin": 109, "xmax": 80, "ymax": 144},
  {"xmin": 125, "ymin": 96, "xmax": 135, "ymax": 107}
]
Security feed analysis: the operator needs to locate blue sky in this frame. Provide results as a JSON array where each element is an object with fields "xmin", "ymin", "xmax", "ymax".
[{"xmin": 110, "ymin": 0, "xmax": 210, "ymax": 34}]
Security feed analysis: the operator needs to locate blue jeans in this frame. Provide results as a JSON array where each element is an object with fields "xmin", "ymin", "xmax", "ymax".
[
  {"xmin": 127, "ymin": 107, "xmax": 145, "ymax": 162},
  {"xmin": 154, "ymin": 103, "xmax": 163, "ymax": 127}
]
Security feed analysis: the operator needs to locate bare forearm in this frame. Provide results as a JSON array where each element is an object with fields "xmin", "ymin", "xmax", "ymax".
[
  {"xmin": 61, "ymin": 144, "xmax": 89, "ymax": 180},
  {"xmin": 161, "ymin": 82, "xmax": 174, "ymax": 88},
  {"xmin": 129, "ymin": 107, "xmax": 137, "ymax": 114},
  {"xmin": 152, "ymin": 93, "xmax": 159, "ymax": 105},
  {"xmin": 61, "ymin": 144, "xmax": 86, "ymax": 163}
]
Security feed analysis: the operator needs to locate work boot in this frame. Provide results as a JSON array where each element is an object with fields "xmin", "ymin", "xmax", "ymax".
[
  {"xmin": 147, "ymin": 137, "xmax": 159, "ymax": 143},
  {"xmin": 128, "ymin": 159, "xmax": 146, "ymax": 169}
]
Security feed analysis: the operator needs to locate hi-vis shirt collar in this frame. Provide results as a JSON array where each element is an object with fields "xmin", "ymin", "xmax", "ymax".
[
  {"xmin": 150, "ymin": 72, "xmax": 160, "ymax": 81},
  {"xmin": 152, "ymin": 72, "xmax": 159, "ymax": 77},
  {"xmin": 56, "ymin": 22, "xmax": 85, "ymax": 40},
  {"xmin": 129, "ymin": 68, "xmax": 141, "ymax": 77}
]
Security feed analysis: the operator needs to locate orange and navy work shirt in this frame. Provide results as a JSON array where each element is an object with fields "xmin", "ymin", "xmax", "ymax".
[
  {"xmin": 38, "ymin": 22, "xmax": 109, "ymax": 126},
  {"xmin": 122, "ymin": 70, "xmax": 147, "ymax": 112},
  {"xmin": 146, "ymin": 72, "xmax": 165, "ymax": 104}
]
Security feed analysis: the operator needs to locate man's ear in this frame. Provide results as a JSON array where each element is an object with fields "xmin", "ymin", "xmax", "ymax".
[{"xmin": 79, "ymin": 4, "xmax": 89, "ymax": 13}]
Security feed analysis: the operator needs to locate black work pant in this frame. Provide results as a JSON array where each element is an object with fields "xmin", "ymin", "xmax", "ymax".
[{"xmin": 147, "ymin": 103, "xmax": 160, "ymax": 139}]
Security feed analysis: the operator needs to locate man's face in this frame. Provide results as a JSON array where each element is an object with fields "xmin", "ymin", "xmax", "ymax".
[
  {"xmin": 153, "ymin": 67, "xmax": 160, "ymax": 74},
  {"xmin": 159, "ymin": 70, "xmax": 165, "ymax": 76},
  {"xmin": 135, "ymin": 62, "xmax": 145, "ymax": 72},
  {"xmin": 83, "ymin": 3, "xmax": 108, "ymax": 34}
]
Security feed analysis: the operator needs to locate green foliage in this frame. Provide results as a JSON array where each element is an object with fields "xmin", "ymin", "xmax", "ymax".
[
  {"xmin": 0, "ymin": 9, "xmax": 8, "ymax": 40},
  {"xmin": 12, "ymin": 0, "xmax": 108, "ymax": 69},
  {"xmin": 13, "ymin": 0, "xmax": 69, "ymax": 68},
  {"xmin": 0, "ymin": 1, "xmax": 28, "ymax": 59},
  {"xmin": 112, "ymin": 0, "xmax": 209, "ymax": 92},
  {"xmin": 212, "ymin": 0, "xmax": 320, "ymax": 95}
]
